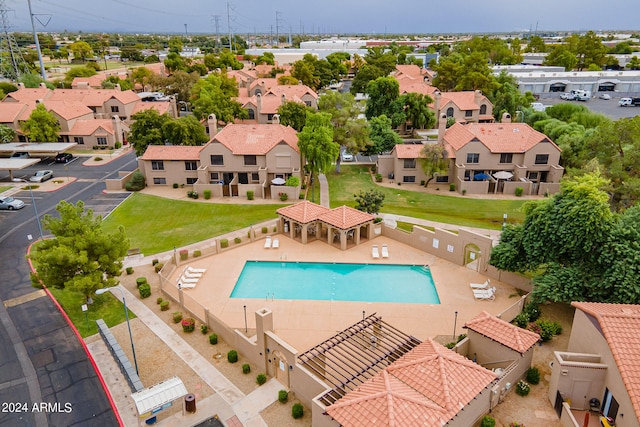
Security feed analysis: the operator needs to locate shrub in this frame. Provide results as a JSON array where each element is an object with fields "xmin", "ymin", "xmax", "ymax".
[
  {"xmin": 203, "ymin": 189, "xmax": 212, "ymax": 200},
  {"xmin": 481, "ymin": 416, "xmax": 496, "ymax": 427},
  {"xmin": 227, "ymin": 350, "xmax": 238, "ymax": 363},
  {"xmin": 299, "ymin": 193, "xmax": 304, "ymax": 199},
  {"xmin": 193, "ymin": 250, "xmax": 201, "ymax": 257},
  {"xmin": 526, "ymin": 367, "xmax": 540, "ymax": 385},
  {"xmin": 125, "ymin": 171, "xmax": 145, "ymax": 191},
  {"xmin": 136, "ymin": 277, "xmax": 147, "ymax": 287},
  {"xmin": 261, "ymin": 226, "xmax": 268, "ymax": 234},
  {"xmin": 273, "ymin": 226, "xmax": 277, "ymax": 232},
  {"xmin": 154, "ymin": 262, "xmax": 164, "ymax": 273},
  {"xmin": 173, "ymin": 312, "xmax": 183, "ymax": 323},
  {"xmin": 513, "ymin": 312, "xmax": 529, "ymax": 328},
  {"xmin": 370, "ymin": 165, "xmax": 377, "ymax": 173},
  {"xmin": 278, "ymin": 390, "xmax": 288, "ymax": 403},
  {"xmin": 160, "ymin": 300, "xmax": 170, "ymax": 311},
  {"xmin": 509, "ymin": 423, "xmax": 526, "ymax": 427},
  {"xmin": 234, "ymin": 237, "xmax": 241, "ymax": 244},
  {"xmin": 242, "ymin": 363, "xmax": 251, "ymax": 374},
  {"xmin": 181, "ymin": 317, "xmax": 195, "ymax": 332},
  {"xmin": 279, "ymin": 192, "xmax": 288, "ymax": 201},
  {"xmin": 173, "ymin": 183, "xmax": 179, "ymax": 188},
  {"xmin": 515, "ymin": 380, "xmax": 530, "ymax": 396},
  {"xmin": 515, "ymin": 187, "xmax": 524, "ymax": 197},
  {"xmin": 138, "ymin": 283, "xmax": 151, "ymax": 298},
  {"xmin": 187, "ymin": 190, "xmax": 199, "ymax": 199},
  {"xmin": 179, "ymin": 249, "xmax": 188, "ymax": 261},
  {"xmin": 292, "ymin": 403, "xmax": 304, "ymax": 419},
  {"xmin": 125, "ymin": 266, "xmax": 134, "ymax": 275},
  {"xmin": 375, "ymin": 173, "xmax": 383, "ymax": 182},
  {"xmin": 552, "ymin": 321, "xmax": 562, "ymax": 335},
  {"xmin": 445, "ymin": 342, "xmax": 456, "ymax": 349},
  {"xmin": 114, "ymin": 141, "xmax": 122, "ymax": 149},
  {"xmin": 523, "ymin": 302, "xmax": 541, "ymax": 322},
  {"xmin": 246, "ymin": 190, "xmax": 254, "ymax": 200},
  {"xmin": 152, "ymin": 259, "xmax": 159, "ymax": 266},
  {"xmin": 156, "ymin": 297, "xmax": 163, "ymax": 304},
  {"xmin": 94, "ymin": 156, "xmax": 103, "ymax": 161},
  {"xmin": 285, "ymin": 176, "xmax": 300, "ymax": 187},
  {"xmin": 462, "ymin": 189, "xmax": 467, "ymax": 195},
  {"xmin": 209, "ymin": 333, "xmax": 218, "ymax": 345},
  {"xmin": 220, "ymin": 239, "xmax": 228, "ymax": 248},
  {"xmin": 374, "ymin": 217, "xmax": 383, "ymax": 224},
  {"xmin": 200, "ymin": 324, "xmax": 208, "ymax": 334},
  {"xmin": 256, "ymin": 373, "xmax": 267, "ymax": 385},
  {"xmin": 536, "ymin": 319, "xmax": 559, "ymax": 342},
  {"xmin": 449, "ymin": 183, "xmax": 456, "ymax": 191}
]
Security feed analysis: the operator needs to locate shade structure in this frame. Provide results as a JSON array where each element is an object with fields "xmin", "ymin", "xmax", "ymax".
[
  {"xmin": 493, "ymin": 171, "xmax": 513, "ymax": 179},
  {"xmin": 473, "ymin": 173, "xmax": 490, "ymax": 181},
  {"xmin": 271, "ymin": 177, "xmax": 286, "ymax": 185}
]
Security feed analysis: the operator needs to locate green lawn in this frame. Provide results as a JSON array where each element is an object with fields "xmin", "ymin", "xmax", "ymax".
[
  {"xmin": 102, "ymin": 192, "xmax": 285, "ymax": 254},
  {"xmin": 0, "ymin": 186, "xmax": 11, "ymax": 193},
  {"xmin": 327, "ymin": 165, "xmax": 527, "ymax": 229}
]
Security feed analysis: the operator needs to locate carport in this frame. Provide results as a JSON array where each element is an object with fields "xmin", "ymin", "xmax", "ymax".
[
  {"xmin": 0, "ymin": 158, "xmax": 41, "ymax": 180},
  {"xmin": 0, "ymin": 142, "xmax": 77, "ymax": 181}
]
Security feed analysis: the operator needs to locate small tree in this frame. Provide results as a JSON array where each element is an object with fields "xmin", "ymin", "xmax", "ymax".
[
  {"xmin": 125, "ymin": 171, "xmax": 146, "ymax": 191},
  {"xmin": 419, "ymin": 143, "xmax": 448, "ymax": 187},
  {"xmin": 354, "ymin": 190, "xmax": 385, "ymax": 214},
  {"xmin": 21, "ymin": 103, "xmax": 60, "ymax": 142}
]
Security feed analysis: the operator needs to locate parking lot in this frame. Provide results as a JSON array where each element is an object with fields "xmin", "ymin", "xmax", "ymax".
[{"xmin": 539, "ymin": 95, "xmax": 640, "ymax": 120}]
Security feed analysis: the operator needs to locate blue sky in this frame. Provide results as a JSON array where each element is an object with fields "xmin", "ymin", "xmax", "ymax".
[{"xmin": 7, "ymin": 0, "xmax": 640, "ymax": 35}]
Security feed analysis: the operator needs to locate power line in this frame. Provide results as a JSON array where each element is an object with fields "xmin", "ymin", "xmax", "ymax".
[{"xmin": 0, "ymin": 0, "xmax": 30, "ymax": 81}]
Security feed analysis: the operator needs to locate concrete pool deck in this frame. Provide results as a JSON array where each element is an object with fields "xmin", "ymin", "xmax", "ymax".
[{"xmin": 165, "ymin": 234, "xmax": 520, "ymax": 352}]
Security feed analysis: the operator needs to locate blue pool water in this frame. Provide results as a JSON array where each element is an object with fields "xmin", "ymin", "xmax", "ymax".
[{"xmin": 230, "ymin": 261, "xmax": 440, "ymax": 304}]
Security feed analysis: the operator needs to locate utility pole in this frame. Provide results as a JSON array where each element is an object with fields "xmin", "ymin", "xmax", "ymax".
[
  {"xmin": 212, "ymin": 15, "xmax": 220, "ymax": 51},
  {"xmin": 275, "ymin": 11, "xmax": 282, "ymax": 47},
  {"xmin": 0, "ymin": 0, "xmax": 29, "ymax": 81},
  {"xmin": 27, "ymin": 0, "xmax": 45, "ymax": 80},
  {"xmin": 227, "ymin": 2, "xmax": 233, "ymax": 52}
]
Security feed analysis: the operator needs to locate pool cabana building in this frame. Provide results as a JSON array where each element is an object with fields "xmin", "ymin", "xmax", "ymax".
[{"xmin": 276, "ymin": 201, "xmax": 377, "ymax": 250}]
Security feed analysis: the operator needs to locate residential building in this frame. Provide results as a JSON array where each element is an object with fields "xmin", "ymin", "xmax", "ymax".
[
  {"xmin": 548, "ymin": 302, "xmax": 640, "ymax": 427},
  {"xmin": 236, "ymin": 84, "xmax": 318, "ymax": 124},
  {"xmin": 434, "ymin": 90, "xmax": 495, "ymax": 124}
]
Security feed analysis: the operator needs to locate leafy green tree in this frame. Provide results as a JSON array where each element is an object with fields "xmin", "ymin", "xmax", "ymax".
[
  {"xmin": 291, "ymin": 58, "xmax": 320, "ymax": 90},
  {"xmin": 363, "ymin": 47, "xmax": 397, "ymax": 76},
  {"xmin": 64, "ymin": 66, "xmax": 98, "ymax": 85},
  {"xmin": 544, "ymin": 45, "xmax": 579, "ymax": 71},
  {"xmin": 158, "ymin": 70, "xmax": 200, "ymax": 103},
  {"xmin": 365, "ymin": 77, "xmax": 400, "ymax": 120},
  {"xmin": 0, "ymin": 124, "xmax": 16, "ymax": 143},
  {"xmin": 318, "ymin": 91, "xmax": 370, "ymax": 163},
  {"xmin": 350, "ymin": 64, "xmax": 386, "ymax": 95},
  {"xmin": 419, "ymin": 143, "xmax": 448, "ymax": 187},
  {"xmin": 255, "ymin": 52, "xmax": 275, "ymax": 65},
  {"xmin": 0, "ymin": 82, "xmax": 18, "ymax": 94},
  {"xmin": 277, "ymin": 75, "xmax": 299, "ymax": 85},
  {"xmin": 131, "ymin": 67, "xmax": 153, "ymax": 91},
  {"xmin": 21, "ymin": 103, "xmax": 60, "ymax": 142},
  {"xmin": 277, "ymin": 101, "xmax": 311, "ymax": 132},
  {"xmin": 121, "ymin": 46, "xmax": 144, "ymax": 62},
  {"xmin": 204, "ymin": 50, "xmax": 243, "ymax": 71},
  {"xmin": 164, "ymin": 52, "xmax": 186, "ymax": 73},
  {"xmin": 190, "ymin": 73, "xmax": 247, "ymax": 123},
  {"xmin": 366, "ymin": 115, "xmax": 402, "ymax": 155},
  {"xmin": 354, "ymin": 190, "xmax": 385, "ymax": 214},
  {"xmin": 297, "ymin": 111, "xmax": 338, "ymax": 200},
  {"xmin": 128, "ymin": 109, "xmax": 171, "ymax": 156},
  {"xmin": 525, "ymin": 36, "xmax": 547, "ymax": 53},
  {"xmin": 161, "ymin": 115, "xmax": 209, "ymax": 146},
  {"xmin": 168, "ymin": 37, "xmax": 183, "ymax": 54},
  {"xmin": 29, "ymin": 200, "xmax": 129, "ymax": 302},
  {"xmin": 399, "ymin": 93, "xmax": 436, "ymax": 130},
  {"xmin": 69, "ymin": 41, "xmax": 93, "ymax": 62},
  {"xmin": 627, "ymin": 56, "xmax": 640, "ymax": 70},
  {"xmin": 488, "ymin": 70, "xmax": 536, "ymax": 122},
  {"xmin": 576, "ymin": 31, "xmax": 608, "ymax": 71}
]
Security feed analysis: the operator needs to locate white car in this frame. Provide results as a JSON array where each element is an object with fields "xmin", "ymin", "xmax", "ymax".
[
  {"xmin": 30, "ymin": 170, "xmax": 53, "ymax": 182},
  {"xmin": 560, "ymin": 93, "xmax": 575, "ymax": 100},
  {"xmin": 341, "ymin": 152, "xmax": 354, "ymax": 162},
  {"xmin": 598, "ymin": 93, "xmax": 611, "ymax": 100},
  {"xmin": 0, "ymin": 196, "xmax": 25, "ymax": 210}
]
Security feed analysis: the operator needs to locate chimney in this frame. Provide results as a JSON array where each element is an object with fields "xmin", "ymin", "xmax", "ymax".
[
  {"xmin": 112, "ymin": 115, "xmax": 122, "ymax": 143},
  {"xmin": 502, "ymin": 112, "xmax": 512, "ymax": 123},
  {"xmin": 433, "ymin": 90, "xmax": 441, "ymax": 117},
  {"xmin": 256, "ymin": 93, "xmax": 262, "ymax": 113},
  {"xmin": 475, "ymin": 89, "xmax": 482, "ymax": 106},
  {"xmin": 208, "ymin": 114, "xmax": 218, "ymax": 137},
  {"xmin": 169, "ymin": 96, "xmax": 178, "ymax": 118},
  {"xmin": 115, "ymin": 83, "xmax": 121, "ymax": 91},
  {"xmin": 36, "ymin": 98, "xmax": 44, "ymax": 104},
  {"xmin": 273, "ymin": 114, "xmax": 280, "ymax": 124},
  {"xmin": 18, "ymin": 82, "xmax": 25, "ymax": 89},
  {"xmin": 437, "ymin": 114, "xmax": 447, "ymax": 145},
  {"xmin": 281, "ymin": 94, "xmax": 286, "ymax": 105},
  {"xmin": 39, "ymin": 82, "xmax": 47, "ymax": 88}
]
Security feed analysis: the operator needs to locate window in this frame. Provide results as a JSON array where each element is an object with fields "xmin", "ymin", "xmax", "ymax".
[
  {"xmin": 238, "ymin": 173, "xmax": 249, "ymax": 184},
  {"xmin": 186, "ymin": 177, "xmax": 197, "ymax": 185},
  {"xmin": 153, "ymin": 177, "xmax": 166, "ymax": 185},
  {"xmin": 535, "ymin": 154, "xmax": 549, "ymax": 165},
  {"xmin": 446, "ymin": 107, "xmax": 454, "ymax": 117},
  {"xmin": 244, "ymin": 155, "xmax": 257, "ymax": 166},
  {"xmin": 432, "ymin": 238, "xmax": 439, "ymax": 249},
  {"xmin": 267, "ymin": 114, "xmax": 274, "ymax": 121},
  {"xmin": 435, "ymin": 175, "xmax": 449, "ymax": 183},
  {"xmin": 528, "ymin": 171, "xmax": 538, "ymax": 180},
  {"xmin": 210, "ymin": 155, "xmax": 223, "ymax": 165},
  {"xmin": 465, "ymin": 110, "xmax": 473, "ymax": 117},
  {"xmin": 466, "ymin": 153, "xmax": 480, "ymax": 164},
  {"xmin": 151, "ymin": 161, "xmax": 164, "ymax": 171},
  {"xmin": 251, "ymin": 172, "xmax": 259, "ymax": 182},
  {"xmin": 500, "ymin": 153, "xmax": 513, "ymax": 164},
  {"xmin": 403, "ymin": 159, "xmax": 416, "ymax": 169},
  {"xmin": 480, "ymin": 105, "xmax": 487, "ymax": 115},
  {"xmin": 74, "ymin": 136, "xmax": 85, "ymax": 145},
  {"xmin": 97, "ymin": 137, "xmax": 108, "ymax": 145},
  {"xmin": 210, "ymin": 172, "xmax": 219, "ymax": 180},
  {"xmin": 305, "ymin": 101, "xmax": 312, "ymax": 107},
  {"xmin": 111, "ymin": 106, "xmax": 119, "ymax": 113},
  {"xmin": 185, "ymin": 161, "xmax": 198, "ymax": 170},
  {"xmin": 247, "ymin": 109, "xmax": 255, "ymax": 120},
  {"xmin": 403, "ymin": 176, "xmax": 416, "ymax": 183}
]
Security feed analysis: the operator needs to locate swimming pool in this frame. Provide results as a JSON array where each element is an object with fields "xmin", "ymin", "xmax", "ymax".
[{"xmin": 230, "ymin": 261, "xmax": 440, "ymax": 304}]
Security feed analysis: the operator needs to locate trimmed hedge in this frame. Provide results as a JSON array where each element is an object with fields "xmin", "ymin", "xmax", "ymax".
[
  {"xmin": 292, "ymin": 403, "xmax": 304, "ymax": 419},
  {"xmin": 209, "ymin": 333, "xmax": 218, "ymax": 345},
  {"xmin": 138, "ymin": 283, "xmax": 151, "ymax": 298},
  {"xmin": 227, "ymin": 350, "xmax": 238, "ymax": 363}
]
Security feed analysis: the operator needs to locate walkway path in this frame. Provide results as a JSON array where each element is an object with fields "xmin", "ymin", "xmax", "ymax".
[{"xmin": 318, "ymin": 174, "xmax": 329, "ymax": 208}]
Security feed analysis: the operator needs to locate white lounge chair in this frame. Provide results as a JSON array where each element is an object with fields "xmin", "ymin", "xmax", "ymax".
[
  {"xmin": 381, "ymin": 244, "xmax": 389, "ymax": 258},
  {"xmin": 264, "ymin": 236, "xmax": 272, "ymax": 249},
  {"xmin": 182, "ymin": 268, "xmax": 202, "ymax": 278},
  {"xmin": 272, "ymin": 238, "xmax": 279, "ymax": 249},
  {"xmin": 178, "ymin": 275, "xmax": 199, "ymax": 284},
  {"xmin": 178, "ymin": 281, "xmax": 196, "ymax": 289},
  {"xmin": 186, "ymin": 265, "xmax": 206, "ymax": 274},
  {"xmin": 470, "ymin": 279, "xmax": 490, "ymax": 289},
  {"xmin": 372, "ymin": 245, "xmax": 380, "ymax": 259},
  {"xmin": 473, "ymin": 287, "xmax": 497, "ymax": 300}
]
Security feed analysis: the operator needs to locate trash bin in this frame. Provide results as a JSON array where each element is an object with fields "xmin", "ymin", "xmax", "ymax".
[{"xmin": 185, "ymin": 393, "xmax": 196, "ymax": 413}]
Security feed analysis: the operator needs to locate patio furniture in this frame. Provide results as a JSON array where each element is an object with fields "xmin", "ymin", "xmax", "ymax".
[
  {"xmin": 264, "ymin": 236, "xmax": 272, "ymax": 249},
  {"xmin": 372, "ymin": 245, "xmax": 380, "ymax": 259},
  {"xmin": 470, "ymin": 279, "xmax": 490, "ymax": 289},
  {"xmin": 182, "ymin": 267, "xmax": 202, "ymax": 278},
  {"xmin": 178, "ymin": 275, "xmax": 199, "ymax": 284},
  {"xmin": 178, "ymin": 281, "xmax": 196, "ymax": 289},
  {"xmin": 473, "ymin": 287, "xmax": 496, "ymax": 300},
  {"xmin": 381, "ymin": 244, "xmax": 389, "ymax": 258},
  {"xmin": 272, "ymin": 238, "xmax": 279, "ymax": 249},
  {"xmin": 186, "ymin": 265, "xmax": 206, "ymax": 274}
]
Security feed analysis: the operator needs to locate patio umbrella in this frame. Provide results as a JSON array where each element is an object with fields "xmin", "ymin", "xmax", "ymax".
[
  {"xmin": 271, "ymin": 177, "xmax": 286, "ymax": 185},
  {"xmin": 473, "ymin": 173, "xmax": 490, "ymax": 181},
  {"xmin": 493, "ymin": 171, "xmax": 514, "ymax": 180}
]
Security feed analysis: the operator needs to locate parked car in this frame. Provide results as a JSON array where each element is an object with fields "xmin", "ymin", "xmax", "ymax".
[
  {"xmin": 341, "ymin": 152, "xmax": 354, "ymax": 162},
  {"xmin": 560, "ymin": 92, "xmax": 575, "ymax": 100},
  {"xmin": 10, "ymin": 152, "xmax": 29, "ymax": 159},
  {"xmin": 30, "ymin": 170, "xmax": 53, "ymax": 182},
  {"xmin": 531, "ymin": 102, "xmax": 546, "ymax": 112},
  {"xmin": 0, "ymin": 196, "xmax": 25, "ymax": 210},
  {"xmin": 54, "ymin": 152, "xmax": 73, "ymax": 163},
  {"xmin": 598, "ymin": 93, "xmax": 611, "ymax": 100}
]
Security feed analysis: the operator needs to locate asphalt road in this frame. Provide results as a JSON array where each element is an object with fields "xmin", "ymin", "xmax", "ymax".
[
  {"xmin": 537, "ymin": 95, "xmax": 640, "ymax": 120},
  {"xmin": 0, "ymin": 151, "xmax": 138, "ymax": 427}
]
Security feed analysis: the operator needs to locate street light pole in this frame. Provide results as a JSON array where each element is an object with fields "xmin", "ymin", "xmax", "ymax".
[
  {"xmin": 96, "ymin": 287, "xmax": 139, "ymax": 374},
  {"xmin": 243, "ymin": 305, "xmax": 247, "ymax": 333},
  {"xmin": 453, "ymin": 311, "xmax": 458, "ymax": 342},
  {"xmin": 13, "ymin": 178, "xmax": 44, "ymax": 240}
]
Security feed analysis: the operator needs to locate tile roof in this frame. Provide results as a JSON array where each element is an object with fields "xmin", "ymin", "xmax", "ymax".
[
  {"xmin": 0, "ymin": 103, "xmax": 27, "ymax": 122},
  {"xmin": 464, "ymin": 311, "xmax": 540, "ymax": 354},
  {"xmin": 259, "ymin": 95, "xmax": 284, "ymax": 114},
  {"xmin": 130, "ymin": 101, "xmax": 172, "ymax": 116},
  {"xmin": 444, "ymin": 122, "xmax": 559, "ymax": 154},
  {"xmin": 572, "ymin": 302, "xmax": 640, "ymax": 421},
  {"xmin": 42, "ymin": 100, "xmax": 94, "ymax": 120},
  {"xmin": 326, "ymin": 339, "xmax": 497, "ymax": 427},
  {"xmin": 48, "ymin": 89, "xmax": 141, "ymax": 106},
  {"xmin": 398, "ymin": 80, "xmax": 438, "ymax": 96},
  {"xmin": 440, "ymin": 91, "xmax": 481, "ymax": 111},
  {"xmin": 212, "ymin": 123, "xmax": 298, "ymax": 155},
  {"xmin": 318, "ymin": 205, "xmax": 375, "ymax": 229},
  {"xmin": 4, "ymin": 87, "xmax": 51, "ymax": 102},
  {"xmin": 265, "ymin": 84, "xmax": 318, "ymax": 100},
  {"xmin": 394, "ymin": 64, "xmax": 428, "ymax": 78},
  {"xmin": 139, "ymin": 144, "xmax": 203, "ymax": 161},
  {"xmin": 276, "ymin": 201, "xmax": 331, "ymax": 224},
  {"xmin": 249, "ymin": 78, "xmax": 278, "ymax": 92},
  {"xmin": 393, "ymin": 144, "xmax": 425, "ymax": 159},
  {"xmin": 66, "ymin": 119, "xmax": 114, "ymax": 136}
]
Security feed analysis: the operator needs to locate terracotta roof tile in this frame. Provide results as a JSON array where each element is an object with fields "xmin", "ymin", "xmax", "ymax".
[
  {"xmin": 4, "ymin": 87, "xmax": 51, "ymax": 102},
  {"xmin": 66, "ymin": 119, "xmax": 114, "ymax": 136},
  {"xmin": 465, "ymin": 311, "xmax": 540, "ymax": 354},
  {"xmin": 139, "ymin": 144, "xmax": 203, "ymax": 161},
  {"xmin": 42, "ymin": 100, "xmax": 94, "ymax": 120},
  {"xmin": 393, "ymin": 144, "xmax": 425, "ymax": 159},
  {"xmin": 440, "ymin": 91, "xmax": 481, "ymax": 111},
  {"xmin": 276, "ymin": 201, "xmax": 331, "ymax": 224},
  {"xmin": 326, "ymin": 339, "xmax": 497, "ymax": 426},
  {"xmin": 213, "ymin": 123, "xmax": 298, "ymax": 155},
  {"xmin": 572, "ymin": 302, "xmax": 640, "ymax": 421},
  {"xmin": 0, "ymin": 103, "xmax": 27, "ymax": 122},
  {"xmin": 130, "ymin": 101, "xmax": 171, "ymax": 116},
  {"xmin": 249, "ymin": 78, "xmax": 278, "ymax": 91},
  {"xmin": 259, "ymin": 96, "xmax": 284, "ymax": 114},
  {"xmin": 319, "ymin": 205, "xmax": 375, "ymax": 229},
  {"xmin": 265, "ymin": 84, "xmax": 318, "ymax": 100},
  {"xmin": 444, "ymin": 122, "xmax": 559, "ymax": 154}
]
